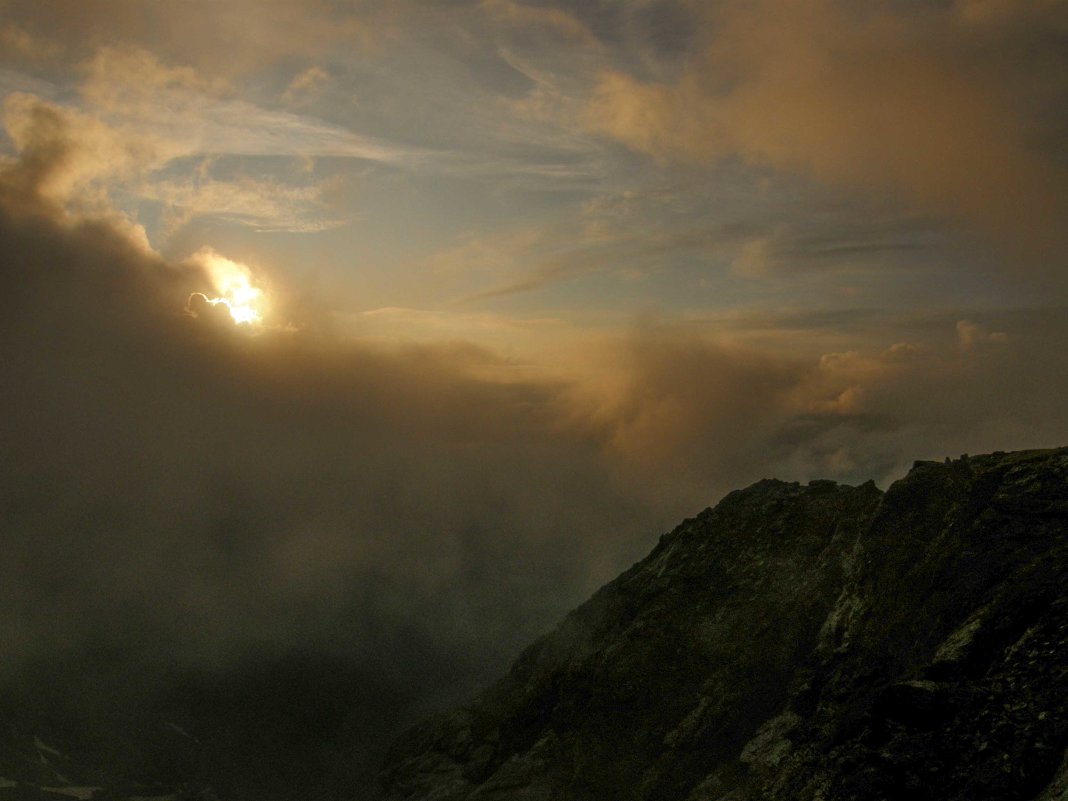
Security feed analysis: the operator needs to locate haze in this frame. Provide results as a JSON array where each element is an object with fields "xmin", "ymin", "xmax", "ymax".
[{"xmin": 1, "ymin": 1, "xmax": 1067, "ymax": 798}]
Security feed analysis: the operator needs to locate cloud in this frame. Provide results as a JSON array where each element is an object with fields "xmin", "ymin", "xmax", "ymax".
[
  {"xmin": 481, "ymin": 0, "xmax": 594, "ymax": 42},
  {"xmin": 0, "ymin": 165, "xmax": 662, "ymax": 798},
  {"xmin": 3, "ymin": 102, "xmax": 1068, "ymax": 798},
  {"xmin": 4, "ymin": 4, "xmax": 615, "ymax": 197},
  {"xmin": 585, "ymin": 0, "xmax": 1068, "ymax": 272},
  {"xmin": 956, "ymin": 318, "xmax": 1009, "ymax": 350},
  {"xmin": 0, "ymin": 0, "xmax": 381, "ymax": 77},
  {"xmin": 4, "ymin": 202, "xmax": 1068, "ymax": 796},
  {"xmin": 281, "ymin": 66, "xmax": 330, "ymax": 106},
  {"xmin": 146, "ymin": 171, "xmax": 347, "ymax": 234},
  {"xmin": 79, "ymin": 45, "xmax": 225, "ymax": 116},
  {"xmin": 448, "ymin": 180, "xmax": 950, "ymax": 304},
  {"xmin": 557, "ymin": 312, "xmax": 1068, "ymax": 503},
  {"xmin": 1, "ymin": 91, "xmax": 176, "ymax": 209},
  {"xmin": 729, "ymin": 216, "xmax": 936, "ymax": 278},
  {"xmin": 0, "ymin": 20, "xmax": 62, "ymax": 64},
  {"xmin": 1, "ymin": 48, "xmax": 414, "ymax": 240},
  {"xmin": 81, "ymin": 46, "xmax": 419, "ymax": 163},
  {"xmin": 0, "ymin": 91, "xmax": 174, "ymax": 250}
]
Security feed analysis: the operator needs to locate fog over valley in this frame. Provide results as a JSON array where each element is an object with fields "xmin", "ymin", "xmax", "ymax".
[{"xmin": 1, "ymin": 2, "xmax": 1067, "ymax": 798}]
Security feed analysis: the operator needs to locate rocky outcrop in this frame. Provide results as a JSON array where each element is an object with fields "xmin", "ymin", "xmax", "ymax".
[{"xmin": 380, "ymin": 448, "xmax": 1068, "ymax": 801}]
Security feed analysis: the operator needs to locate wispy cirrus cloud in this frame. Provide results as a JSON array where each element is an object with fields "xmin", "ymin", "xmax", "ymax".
[
  {"xmin": 0, "ymin": 45, "xmax": 430, "ymax": 238},
  {"xmin": 0, "ymin": 90, "xmax": 358, "ymax": 238},
  {"xmin": 144, "ymin": 172, "xmax": 347, "ymax": 234},
  {"xmin": 81, "ymin": 47, "xmax": 422, "ymax": 164},
  {"xmin": 452, "ymin": 181, "xmax": 951, "ymax": 305},
  {"xmin": 5, "ymin": 116, "xmax": 1068, "ymax": 796}
]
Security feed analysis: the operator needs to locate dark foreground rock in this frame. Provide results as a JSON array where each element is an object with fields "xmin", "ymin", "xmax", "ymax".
[{"xmin": 380, "ymin": 448, "xmax": 1068, "ymax": 801}]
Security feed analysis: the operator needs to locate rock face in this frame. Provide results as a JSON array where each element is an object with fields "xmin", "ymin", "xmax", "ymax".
[{"xmin": 380, "ymin": 448, "xmax": 1068, "ymax": 801}]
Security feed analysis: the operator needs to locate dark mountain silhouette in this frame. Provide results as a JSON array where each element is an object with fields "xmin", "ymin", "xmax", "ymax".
[{"xmin": 381, "ymin": 448, "xmax": 1068, "ymax": 801}]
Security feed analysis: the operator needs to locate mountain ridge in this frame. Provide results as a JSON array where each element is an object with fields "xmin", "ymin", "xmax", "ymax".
[{"xmin": 381, "ymin": 448, "xmax": 1068, "ymax": 801}]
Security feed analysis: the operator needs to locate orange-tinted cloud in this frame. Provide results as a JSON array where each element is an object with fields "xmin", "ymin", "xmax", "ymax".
[
  {"xmin": 1, "ymin": 91, "xmax": 175, "ymax": 210},
  {"xmin": 4, "ymin": 76, "xmax": 1068, "ymax": 795},
  {"xmin": 586, "ymin": 0, "xmax": 1068, "ymax": 267},
  {"xmin": 0, "ymin": 0, "xmax": 380, "ymax": 76}
]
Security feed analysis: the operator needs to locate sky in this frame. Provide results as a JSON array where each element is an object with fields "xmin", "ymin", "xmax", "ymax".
[{"xmin": 1, "ymin": 1, "xmax": 1067, "ymax": 798}]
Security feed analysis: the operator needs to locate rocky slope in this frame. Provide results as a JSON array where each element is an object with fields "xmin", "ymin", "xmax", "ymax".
[
  {"xmin": 380, "ymin": 448, "xmax": 1068, "ymax": 801},
  {"xmin": 0, "ymin": 708, "xmax": 211, "ymax": 801}
]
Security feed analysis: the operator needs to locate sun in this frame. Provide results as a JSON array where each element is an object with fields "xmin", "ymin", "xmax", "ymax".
[{"xmin": 189, "ymin": 248, "xmax": 267, "ymax": 325}]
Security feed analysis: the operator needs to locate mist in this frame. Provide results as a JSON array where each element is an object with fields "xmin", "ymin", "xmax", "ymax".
[{"xmin": 2, "ymin": 10, "xmax": 1068, "ymax": 792}]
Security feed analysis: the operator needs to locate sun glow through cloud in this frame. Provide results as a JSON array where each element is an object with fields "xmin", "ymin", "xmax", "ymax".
[{"xmin": 189, "ymin": 248, "xmax": 266, "ymax": 325}]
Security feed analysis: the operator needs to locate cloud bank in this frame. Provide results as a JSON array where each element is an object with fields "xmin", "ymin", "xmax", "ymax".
[
  {"xmin": 586, "ymin": 0, "xmax": 1068, "ymax": 271},
  {"xmin": 2, "ymin": 23, "xmax": 1068, "ymax": 795}
]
